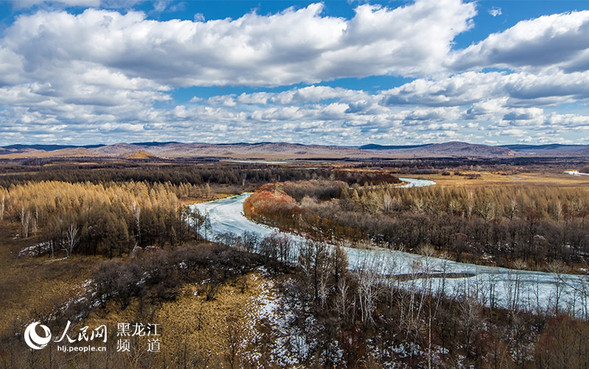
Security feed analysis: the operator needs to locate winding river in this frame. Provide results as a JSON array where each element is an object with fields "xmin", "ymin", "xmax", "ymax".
[{"xmin": 193, "ymin": 178, "xmax": 589, "ymax": 316}]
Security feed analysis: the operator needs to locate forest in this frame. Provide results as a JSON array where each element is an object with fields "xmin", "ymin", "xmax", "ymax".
[
  {"xmin": 1, "ymin": 181, "xmax": 202, "ymax": 257},
  {"xmin": 245, "ymin": 179, "xmax": 589, "ymax": 271},
  {"xmin": 1, "ymin": 160, "xmax": 588, "ymax": 368},
  {"xmin": 0, "ymin": 163, "xmax": 355, "ymax": 258},
  {"xmin": 0, "ymin": 162, "xmax": 400, "ymax": 188}
]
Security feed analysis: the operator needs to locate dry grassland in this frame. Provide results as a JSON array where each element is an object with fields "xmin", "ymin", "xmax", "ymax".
[
  {"xmin": 0, "ymin": 221, "xmax": 101, "ymax": 337},
  {"xmin": 412, "ymin": 171, "xmax": 589, "ymax": 188}
]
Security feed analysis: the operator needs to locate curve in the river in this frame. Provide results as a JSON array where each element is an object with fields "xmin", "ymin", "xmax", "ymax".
[{"xmin": 192, "ymin": 178, "xmax": 589, "ymax": 316}]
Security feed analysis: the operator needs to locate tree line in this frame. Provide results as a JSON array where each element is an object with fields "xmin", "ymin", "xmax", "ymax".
[
  {"xmin": 2, "ymin": 165, "xmax": 403, "ymax": 258},
  {"xmin": 0, "ymin": 163, "xmax": 398, "ymax": 189},
  {"xmin": 1, "ymin": 181, "xmax": 198, "ymax": 257},
  {"xmin": 246, "ymin": 180, "xmax": 589, "ymax": 270}
]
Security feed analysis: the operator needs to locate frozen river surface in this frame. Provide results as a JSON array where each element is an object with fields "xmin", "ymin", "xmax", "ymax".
[{"xmin": 193, "ymin": 179, "xmax": 589, "ymax": 316}]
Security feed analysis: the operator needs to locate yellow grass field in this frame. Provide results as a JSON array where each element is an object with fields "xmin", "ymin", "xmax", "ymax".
[
  {"xmin": 412, "ymin": 170, "xmax": 589, "ymax": 188},
  {"xmin": 0, "ymin": 221, "xmax": 102, "ymax": 338}
]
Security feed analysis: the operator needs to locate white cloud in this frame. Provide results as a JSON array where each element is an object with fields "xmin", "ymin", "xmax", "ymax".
[
  {"xmin": 271, "ymin": 86, "xmax": 372, "ymax": 105},
  {"xmin": 544, "ymin": 112, "xmax": 589, "ymax": 128},
  {"xmin": 8, "ymin": 0, "xmax": 100, "ymax": 8},
  {"xmin": 501, "ymin": 128, "xmax": 526, "ymax": 136},
  {"xmin": 7, "ymin": 0, "xmax": 146, "ymax": 9},
  {"xmin": 400, "ymin": 107, "xmax": 461, "ymax": 123},
  {"xmin": 449, "ymin": 10, "xmax": 589, "ymax": 71},
  {"xmin": 0, "ymin": 47, "xmax": 25, "ymax": 85},
  {"xmin": 503, "ymin": 107, "xmax": 544, "ymax": 121},
  {"xmin": 0, "ymin": 1, "xmax": 588, "ymax": 145},
  {"xmin": 1, "ymin": 74, "xmax": 587, "ymax": 146},
  {"xmin": 464, "ymin": 98, "xmax": 509, "ymax": 120},
  {"xmin": 2, "ymin": 1, "xmax": 475, "ymax": 88},
  {"xmin": 381, "ymin": 70, "xmax": 589, "ymax": 108},
  {"xmin": 382, "ymin": 72, "xmax": 497, "ymax": 107},
  {"xmin": 193, "ymin": 13, "xmax": 205, "ymax": 22},
  {"xmin": 489, "ymin": 7, "xmax": 502, "ymax": 17}
]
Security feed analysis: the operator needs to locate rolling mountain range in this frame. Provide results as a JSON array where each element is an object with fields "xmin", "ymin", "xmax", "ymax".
[{"xmin": 0, "ymin": 141, "xmax": 588, "ymax": 160}]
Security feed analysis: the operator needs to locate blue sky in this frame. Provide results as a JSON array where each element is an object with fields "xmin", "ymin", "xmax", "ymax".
[{"xmin": 0, "ymin": 0, "xmax": 588, "ymax": 146}]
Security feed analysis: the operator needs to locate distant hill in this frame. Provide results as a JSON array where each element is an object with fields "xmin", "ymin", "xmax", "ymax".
[
  {"xmin": 360, "ymin": 144, "xmax": 432, "ymax": 150},
  {"xmin": 573, "ymin": 147, "xmax": 589, "ymax": 157},
  {"xmin": 124, "ymin": 150, "xmax": 157, "ymax": 160},
  {"xmin": 500, "ymin": 144, "xmax": 583, "ymax": 150},
  {"xmin": 2, "ymin": 144, "xmax": 103, "ymax": 152},
  {"xmin": 500, "ymin": 144, "xmax": 587, "ymax": 155},
  {"xmin": 397, "ymin": 141, "xmax": 515, "ymax": 157},
  {"xmin": 129, "ymin": 141, "xmax": 180, "ymax": 147},
  {"xmin": 92, "ymin": 143, "xmax": 141, "ymax": 155},
  {"xmin": 0, "ymin": 141, "xmax": 588, "ymax": 160},
  {"xmin": 360, "ymin": 142, "xmax": 515, "ymax": 157}
]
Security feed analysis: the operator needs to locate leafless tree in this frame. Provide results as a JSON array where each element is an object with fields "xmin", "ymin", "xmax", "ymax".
[
  {"xmin": 548, "ymin": 260, "xmax": 567, "ymax": 315},
  {"xmin": 276, "ymin": 233, "xmax": 292, "ymax": 262},
  {"xmin": 224, "ymin": 313, "xmax": 244, "ymax": 369},
  {"xmin": 21, "ymin": 207, "xmax": 30, "ymax": 238},
  {"xmin": 298, "ymin": 240, "xmax": 330, "ymax": 302},
  {"xmin": 30, "ymin": 207, "xmax": 38, "ymax": 234},
  {"xmin": 242, "ymin": 231, "xmax": 259, "ymax": 253},
  {"xmin": 336, "ymin": 277, "xmax": 350, "ymax": 321},
  {"xmin": 357, "ymin": 265, "xmax": 379, "ymax": 325},
  {"xmin": 133, "ymin": 201, "xmax": 141, "ymax": 243},
  {"xmin": 333, "ymin": 244, "xmax": 348, "ymax": 284},
  {"xmin": 459, "ymin": 295, "xmax": 483, "ymax": 358},
  {"xmin": 64, "ymin": 223, "xmax": 79, "ymax": 257}
]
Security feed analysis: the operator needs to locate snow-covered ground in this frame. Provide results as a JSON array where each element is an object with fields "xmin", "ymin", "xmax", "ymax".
[
  {"xmin": 565, "ymin": 170, "xmax": 589, "ymax": 176},
  {"xmin": 18, "ymin": 241, "xmax": 51, "ymax": 257},
  {"xmin": 192, "ymin": 179, "xmax": 589, "ymax": 316},
  {"xmin": 249, "ymin": 268, "xmax": 321, "ymax": 366}
]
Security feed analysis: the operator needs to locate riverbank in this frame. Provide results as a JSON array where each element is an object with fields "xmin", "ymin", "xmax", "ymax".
[{"xmin": 194, "ymin": 190, "xmax": 589, "ymax": 316}]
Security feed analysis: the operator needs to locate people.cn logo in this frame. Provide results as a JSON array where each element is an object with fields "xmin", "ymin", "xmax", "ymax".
[{"xmin": 24, "ymin": 322, "xmax": 52, "ymax": 350}]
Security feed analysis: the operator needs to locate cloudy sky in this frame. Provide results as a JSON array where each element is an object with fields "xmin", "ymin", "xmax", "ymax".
[{"xmin": 0, "ymin": 0, "xmax": 588, "ymax": 146}]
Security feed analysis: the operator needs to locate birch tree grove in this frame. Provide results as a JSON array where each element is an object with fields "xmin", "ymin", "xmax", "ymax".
[{"xmin": 2, "ymin": 181, "xmax": 193, "ymax": 257}]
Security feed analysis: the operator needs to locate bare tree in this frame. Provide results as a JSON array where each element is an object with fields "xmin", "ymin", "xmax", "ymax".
[
  {"xmin": 30, "ymin": 207, "xmax": 38, "ymax": 235},
  {"xmin": 318, "ymin": 271, "xmax": 329, "ymax": 309},
  {"xmin": 336, "ymin": 277, "xmax": 350, "ymax": 321},
  {"xmin": 298, "ymin": 240, "xmax": 330, "ymax": 302},
  {"xmin": 133, "ymin": 201, "xmax": 141, "ymax": 243},
  {"xmin": 21, "ymin": 207, "xmax": 30, "ymax": 238},
  {"xmin": 276, "ymin": 233, "xmax": 292, "ymax": 262},
  {"xmin": 357, "ymin": 265, "xmax": 379, "ymax": 325},
  {"xmin": 64, "ymin": 223, "xmax": 79, "ymax": 258},
  {"xmin": 242, "ymin": 231, "xmax": 259, "ymax": 253},
  {"xmin": 333, "ymin": 245, "xmax": 348, "ymax": 285},
  {"xmin": 459, "ymin": 295, "xmax": 484, "ymax": 358},
  {"xmin": 548, "ymin": 260, "xmax": 567, "ymax": 315}
]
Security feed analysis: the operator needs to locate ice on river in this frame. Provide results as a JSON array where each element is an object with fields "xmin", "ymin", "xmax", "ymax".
[{"xmin": 192, "ymin": 179, "xmax": 589, "ymax": 317}]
